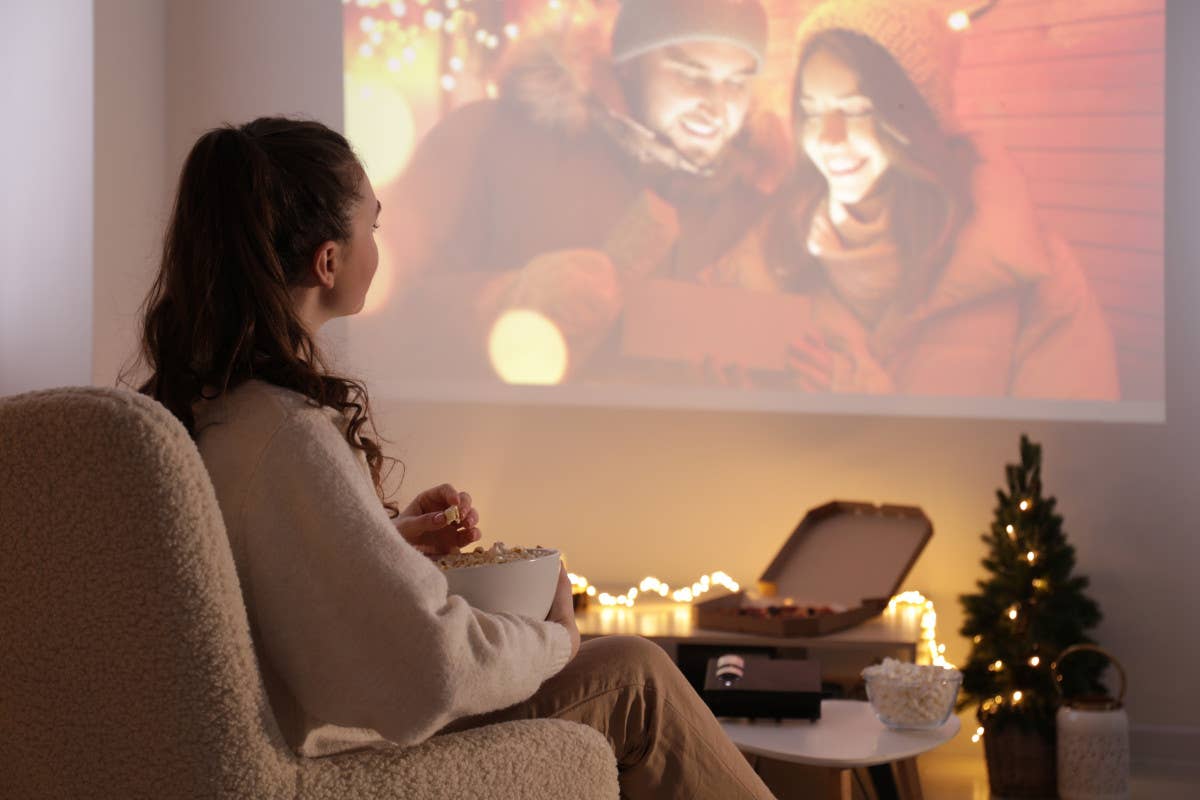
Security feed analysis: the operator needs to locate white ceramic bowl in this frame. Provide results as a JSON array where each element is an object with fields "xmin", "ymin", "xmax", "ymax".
[{"xmin": 439, "ymin": 548, "xmax": 561, "ymax": 620}]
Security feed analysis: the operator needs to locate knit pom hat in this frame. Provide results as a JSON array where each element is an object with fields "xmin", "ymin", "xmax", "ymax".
[
  {"xmin": 611, "ymin": 0, "xmax": 769, "ymax": 70},
  {"xmin": 794, "ymin": 0, "xmax": 961, "ymax": 130}
]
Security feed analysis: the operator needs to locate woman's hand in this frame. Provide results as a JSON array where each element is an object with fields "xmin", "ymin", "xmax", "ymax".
[
  {"xmin": 787, "ymin": 331, "xmax": 836, "ymax": 392},
  {"xmin": 546, "ymin": 563, "xmax": 581, "ymax": 661},
  {"xmin": 806, "ymin": 203, "xmax": 846, "ymax": 258},
  {"xmin": 393, "ymin": 483, "xmax": 481, "ymax": 556}
]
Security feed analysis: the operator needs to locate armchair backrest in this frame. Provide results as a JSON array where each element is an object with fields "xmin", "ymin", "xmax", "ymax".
[{"xmin": 0, "ymin": 388, "xmax": 295, "ymax": 798}]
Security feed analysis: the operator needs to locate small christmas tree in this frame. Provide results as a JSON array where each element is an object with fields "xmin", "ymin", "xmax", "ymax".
[{"xmin": 958, "ymin": 435, "xmax": 1106, "ymax": 737}]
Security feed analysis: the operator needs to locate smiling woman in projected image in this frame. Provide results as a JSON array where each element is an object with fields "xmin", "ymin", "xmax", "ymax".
[{"xmin": 716, "ymin": 0, "xmax": 1119, "ymax": 400}]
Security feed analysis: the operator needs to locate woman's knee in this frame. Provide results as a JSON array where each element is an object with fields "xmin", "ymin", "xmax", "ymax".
[{"xmin": 588, "ymin": 636, "xmax": 683, "ymax": 685}]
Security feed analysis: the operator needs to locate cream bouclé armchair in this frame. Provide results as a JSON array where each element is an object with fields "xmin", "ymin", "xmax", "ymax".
[{"xmin": 0, "ymin": 387, "xmax": 619, "ymax": 799}]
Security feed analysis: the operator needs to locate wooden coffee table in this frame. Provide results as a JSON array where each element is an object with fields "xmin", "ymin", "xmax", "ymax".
[{"xmin": 721, "ymin": 699, "xmax": 960, "ymax": 800}]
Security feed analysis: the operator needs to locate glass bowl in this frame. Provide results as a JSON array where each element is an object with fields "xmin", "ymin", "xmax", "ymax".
[{"xmin": 863, "ymin": 669, "xmax": 962, "ymax": 731}]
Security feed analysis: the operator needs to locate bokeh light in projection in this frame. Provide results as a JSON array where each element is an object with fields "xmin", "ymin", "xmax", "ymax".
[
  {"xmin": 362, "ymin": 230, "xmax": 394, "ymax": 316},
  {"xmin": 345, "ymin": 76, "xmax": 416, "ymax": 188},
  {"xmin": 488, "ymin": 310, "xmax": 568, "ymax": 386}
]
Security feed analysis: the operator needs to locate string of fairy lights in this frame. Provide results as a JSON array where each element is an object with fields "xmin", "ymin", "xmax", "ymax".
[
  {"xmin": 566, "ymin": 571, "xmax": 953, "ymax": 672},
  {"xmin": 567, "ymin": 570, "xmax": 743, "ymax": 606},
  {"xmin": 346, "ymin": 0, "xmax": 583, "ymax": 97},
  {"xmin": 346, "ymin": 0, "xmax": 998, "ymax": 100}
]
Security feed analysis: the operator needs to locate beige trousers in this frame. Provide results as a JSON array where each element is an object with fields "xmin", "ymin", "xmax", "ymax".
[{"xmin": 443, "ymin": 635, "xmax": 777, "ymax": 800}]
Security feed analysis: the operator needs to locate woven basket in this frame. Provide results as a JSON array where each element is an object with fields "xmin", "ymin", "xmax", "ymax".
[{"xmin": 983, "ymin": 724, "xmax": 1057, "ymax": 798}]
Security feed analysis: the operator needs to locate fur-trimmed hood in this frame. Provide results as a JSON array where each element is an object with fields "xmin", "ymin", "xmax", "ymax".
[{"xmin": 498, "ymin": 18, "xmax": 791, "ymax": 193}]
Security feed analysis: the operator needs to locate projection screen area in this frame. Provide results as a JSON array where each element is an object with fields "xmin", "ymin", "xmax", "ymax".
[{"xmin": 342, "ymin": 0, "xmax": 1165, "ymax": 422}]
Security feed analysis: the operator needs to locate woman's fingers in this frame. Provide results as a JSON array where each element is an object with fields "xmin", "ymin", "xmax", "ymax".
[
  {"xmin": 436, "ymin": 483, "xmax": 459, "ymax": 509},
  {"xmin": 456, "ymin": 490, "xmax": 473, "ymax": 520},
  {"xmin": 787, "ymin": 335, "xmax": 835, "ymax": 391},
  {"xmin": 788, "ymin": 355, "xmax": 834, "ymax": 390},
  {"xmin": 793, "ymin": 333, "xmax": 835, "ymax": 371},
  {"xmin": 456, "ymin": 525, "xmax": 482, "ymax": 548}
]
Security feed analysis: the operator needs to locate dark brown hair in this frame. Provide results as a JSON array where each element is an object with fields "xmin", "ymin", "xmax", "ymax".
[
  {"xmin": 131, "ymin": 117, "xmax": 400, "ymax": 515},
  {"xmin": 767, "ymin": 30, "xmax": 978, "ymax": 304}
]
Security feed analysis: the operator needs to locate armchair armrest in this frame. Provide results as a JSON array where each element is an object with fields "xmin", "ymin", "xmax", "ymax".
[{"xmin": 296, "ymin": 719, "xmax": 618, "ymax": 800}]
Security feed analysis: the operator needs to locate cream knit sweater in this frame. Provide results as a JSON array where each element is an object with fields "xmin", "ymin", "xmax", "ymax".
[{"xmin": 192, "ymin": 380, "xmax": 571, "ymax": 757}]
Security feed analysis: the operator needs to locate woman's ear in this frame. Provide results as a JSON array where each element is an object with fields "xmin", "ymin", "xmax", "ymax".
[{"xmin": 309, "ymin": 241, "xmax": 339, "ymax": 289}]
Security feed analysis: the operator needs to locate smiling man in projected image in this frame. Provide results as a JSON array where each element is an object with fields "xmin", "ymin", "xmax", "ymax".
[
  {"xmin": 359, "ymin": 0, "xmax": 788, "ymax": 386},
  {"xmin": 713, "ymin": 0, "xmax": 1120, "ymax": 400}
]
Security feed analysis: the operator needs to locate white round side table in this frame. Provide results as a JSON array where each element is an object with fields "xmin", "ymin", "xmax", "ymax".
[{"xmin": 721, "ymin": 699, "xmax": 960, "ymax": 799}]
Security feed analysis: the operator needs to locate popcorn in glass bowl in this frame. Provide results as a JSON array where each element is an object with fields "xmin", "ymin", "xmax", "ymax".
[{"xmin": 862, "ymin": 658, "xmax": 962, "ymax": 730}]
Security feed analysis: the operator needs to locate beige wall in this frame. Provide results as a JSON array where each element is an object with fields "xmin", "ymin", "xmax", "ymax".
[{"xmin": 88, "ymin": 0, "xmax": 1200, "ymax": 766}]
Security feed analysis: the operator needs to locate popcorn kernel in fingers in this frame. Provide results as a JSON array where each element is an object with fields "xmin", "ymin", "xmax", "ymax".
[{"xmin": 444, "ymin": 505, "xmax": 461, "ymax": 525}]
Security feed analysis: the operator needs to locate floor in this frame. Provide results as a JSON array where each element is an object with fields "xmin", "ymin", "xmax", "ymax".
[{"xmin": 918, "ymin": 749, "xmax": 1200, "ymax": 800}]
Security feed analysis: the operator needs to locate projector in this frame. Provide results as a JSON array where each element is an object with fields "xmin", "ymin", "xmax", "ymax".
[{"xmin": 701, "ymin": 655, "xmax": 822, "ymax": 721}]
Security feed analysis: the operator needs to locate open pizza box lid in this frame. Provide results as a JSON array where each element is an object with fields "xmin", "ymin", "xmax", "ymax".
[{"xmin": 695, "ymin": 501, "xmax": 933, "ymax": 637}]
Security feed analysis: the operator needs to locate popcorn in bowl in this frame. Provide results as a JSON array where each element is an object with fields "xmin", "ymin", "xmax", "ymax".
[
  {"xmin": 435, "ymin": 542, "xmax": 554, "ymax": 570},
  {"xmin": 862, "ymin": 658, "xmax": 962, "ymax": 730}
]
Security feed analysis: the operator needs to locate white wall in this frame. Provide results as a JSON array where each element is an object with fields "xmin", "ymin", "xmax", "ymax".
[
  {"xmin": 85, "ymin": 0, "xmax": 1199, "ymax": 766},
  {"xmin": 89, "ymin": 0, "xmax": 343, "ymax": 390},
  {"xmin": 92, "ymin": 0, "xmax": 167, "ymax": 388},
  {"xmin": 164, "ymin": 0, "xmax": 343, "ymax": 174},
  {"xmin": 1, "ymin": 0, "xmax": 93, "ymax": 395}
]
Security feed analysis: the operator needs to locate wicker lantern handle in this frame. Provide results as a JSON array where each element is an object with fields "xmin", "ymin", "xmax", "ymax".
[{"xmin": 1051, "ymin": 644, "xmax": 1126, "ymax": 705}]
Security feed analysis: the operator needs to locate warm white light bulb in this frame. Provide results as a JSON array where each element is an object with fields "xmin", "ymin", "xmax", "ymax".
[
  {"xmin": 487, "ymin": 309, "xmax": 568, "ymax": 385},
  {"xmin": 1029, "ymin": 656, "xmax": 1041, "ymax": 667},
  {"xmin": 947, "ymin": 10, "xmax": 971, "ymax": 31}
]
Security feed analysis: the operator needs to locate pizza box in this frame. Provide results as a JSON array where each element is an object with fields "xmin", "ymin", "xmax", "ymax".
[{"xmin": 695, "ymin": 501, "xmax": 932, "ymax": 637}]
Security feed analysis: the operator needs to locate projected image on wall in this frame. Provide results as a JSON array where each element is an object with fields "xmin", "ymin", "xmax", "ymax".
[{"xmin": 343, "ymin": 0, "xmax": 1165, "ymax": 421}]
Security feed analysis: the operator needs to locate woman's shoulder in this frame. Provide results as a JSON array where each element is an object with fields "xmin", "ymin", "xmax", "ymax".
[
  {"xmin": 955, "ymin": 134, "xmax": 1055, "ymax": 279},
  {"xmin": 194, "ymin": 380, "xmax": 342, "ymax": 440}
]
